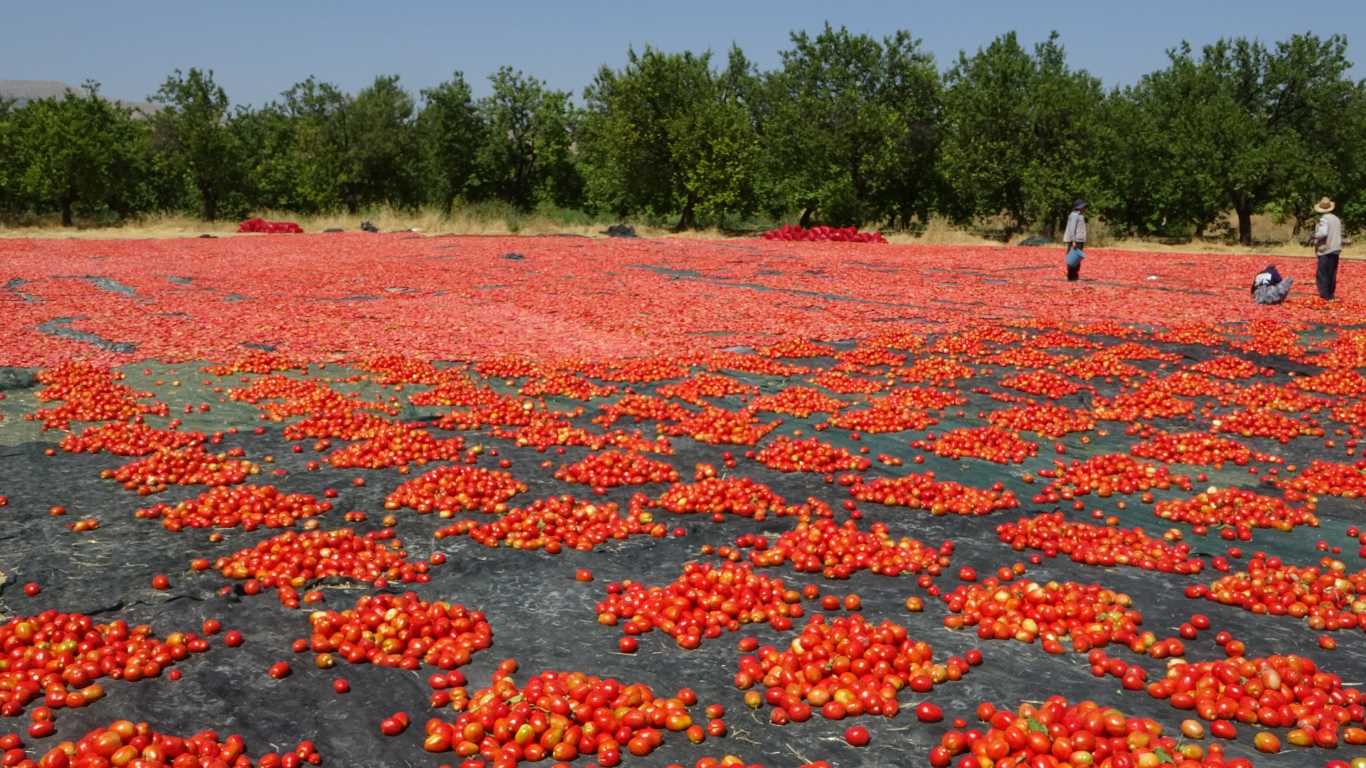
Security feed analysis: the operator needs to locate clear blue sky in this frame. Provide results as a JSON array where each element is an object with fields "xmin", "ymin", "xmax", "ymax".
[{"xmin": 5, "ymin": 0, "xmax": 1364, "ymax": 106}]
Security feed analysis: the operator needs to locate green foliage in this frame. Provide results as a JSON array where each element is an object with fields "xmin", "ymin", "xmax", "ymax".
[
  {"xmin": 231, "ymin": 103, "xmax": 304, "ymax": 212},
  {"xmin": 758, "ymin": 24, "xmax": 942, "ymax": 228},
  {"xmin": 348, "ymin": 76, "xmax": 422, "ymax": 210},
  {"xmin": 419, "ymin": 71, "xmax": 484, "ymax": 210},
  {"xmin": 1107, "ymin": 34, "xmax": 1363, "ymax": 243},
  {"xmin": 1, "ymin": 29, "xmax": 1364, "ymax": 237},
  {"xmin": 6, "ymin": 83, "xmax": 151, "ymax": 225},
  {"xmin": 1265, "ymin": 35, "xmax": 1366, "ymax": 233},
  {"xmin": 472, "ymin": 67, "xmax": 581, "ymax": 210},
  {"xmin": 277, "ymin": 77, "xmax": 358, "ymax": 213},
  {"xmin": 0, "ymin": 97, "xmax": 17, "ymax": 214},
  {"xmin": 236, "ymin": 75, "xmax": 424, "ymax": 214},
  {"xmin": 940, "ymin": 32, "xmax": 1105, "ymax": 236},
  {"xmin": 580, "ymin": 45, "xmax": 758, "ymax": 229},
  {"xmin": 152, "ymin": 69, "xmax": 240, "ymax": 220}
]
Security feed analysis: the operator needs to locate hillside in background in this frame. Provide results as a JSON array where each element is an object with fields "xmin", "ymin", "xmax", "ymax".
[{"xmin": 0, "ymin": 79, "xmax": 157, "ymax": 112}]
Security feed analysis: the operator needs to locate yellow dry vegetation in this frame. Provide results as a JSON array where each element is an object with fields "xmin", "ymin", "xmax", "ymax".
[{"xmin": 0, "ymin": 209, "xmax": 1342, "ymax": 258}]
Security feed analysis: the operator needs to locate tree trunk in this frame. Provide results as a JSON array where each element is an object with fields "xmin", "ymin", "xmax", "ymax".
[
  {"xmin": 1236, "ymin": 204, "xmax": 1253, "ymax": 246},
  {"xmin": 203, "ymin": 194, "xmax": 218, "ymax": 222},
  {"xmin": 675, "ymin": 195, "xmax": 697, "ymax": 231},
  {"xmin": 1004, "ymin": 205, "xmax": 1027, "ymax": 242},
  {"xmin": 798, "ymin": 207, "xmax": 815, "ymax": 229},
  {"xmin": 60, "ymin": 198, "xmax": 74, "ymax": 228}
]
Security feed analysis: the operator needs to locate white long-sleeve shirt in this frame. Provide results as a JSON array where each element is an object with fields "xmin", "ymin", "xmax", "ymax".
[
  {"xmin": 1315, "ymin": 213, "xmax": 1343, "ymax": 256},
  {"xmin": 1063, "ymin": 211, "xmax": 1087, "ymax": 244}
]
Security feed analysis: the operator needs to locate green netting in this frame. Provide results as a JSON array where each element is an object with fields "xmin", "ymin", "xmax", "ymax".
[{"xmin": 0, "ymin": 328, "xmax": 1363, "ymax": 766}]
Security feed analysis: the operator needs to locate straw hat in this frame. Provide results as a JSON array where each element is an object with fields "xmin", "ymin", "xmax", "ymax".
[{"xmin": 1315, "ymin": 197, "xmax": 1336, "ymax": 214}]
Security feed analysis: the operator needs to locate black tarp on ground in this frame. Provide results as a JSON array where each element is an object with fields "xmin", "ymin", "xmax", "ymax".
[{"xmin": 1, "ymin": 335, "xmax": 1365, "ymax": 767}]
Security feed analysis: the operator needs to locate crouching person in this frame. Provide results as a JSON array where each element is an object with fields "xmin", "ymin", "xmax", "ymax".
[{"xmin": 1252, "ymin": 264, "xmax": 1293, "ymax": 305}]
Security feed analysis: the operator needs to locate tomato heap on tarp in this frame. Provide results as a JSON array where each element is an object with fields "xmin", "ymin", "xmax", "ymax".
[
  {"xmin": 759, "ymin": 225, "xmax": 886, "ymax": 243},
  {"xmin": 237, "ymin": 218, "xmax": 303, "ymax": 234}
]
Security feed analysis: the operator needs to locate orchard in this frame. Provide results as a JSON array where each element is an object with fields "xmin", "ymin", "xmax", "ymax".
[{"xmin": 1, "ymin": 233, "xmax": 1366, "ymax": 767}]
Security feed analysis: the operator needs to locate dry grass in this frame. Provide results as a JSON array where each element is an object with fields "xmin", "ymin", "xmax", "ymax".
[
  {"xmin": 885, "ymin": 217, "xmax": 1005, "ymax": 247},
  {"xmin": 0, "ymin": 212, "xmax": 241, "ymax": 239},
  {"xmin": 889, "ymin": 213, "xmax": 1330, "ymax": 258},
  {"xmin": 1103, "ymin": 239, "xmax": 1320, "ymax": 258},
  {"xmin": 0, "ymin": 208, "xmax": 670, "ymax": 240},
  {"xmin": 1094, "ymin": 214, "xmax": 1329, "ymax": 259},
  {"xmin": 0, "ymin": 208, "xmax": 1343, "ymax": 259}
]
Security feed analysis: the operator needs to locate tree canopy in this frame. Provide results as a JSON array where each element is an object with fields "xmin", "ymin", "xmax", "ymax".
[{"xmin": 1, "ymin": 29, "xmax": 1363, "ymax": 237}]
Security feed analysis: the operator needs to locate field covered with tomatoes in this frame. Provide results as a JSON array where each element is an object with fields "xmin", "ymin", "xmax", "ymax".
[{"xmin": 2, "ymin": 234, "xmax": 1366, "ymax": 768}]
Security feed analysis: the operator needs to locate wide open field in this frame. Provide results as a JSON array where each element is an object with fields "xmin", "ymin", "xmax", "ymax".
[
  {"xmin": 3, "ymin": 234, "xmax": 1365, "ymax": 367},
  {"xmin": 1, "ymin": 235, "xmax": 1365, "ymax": 768}
]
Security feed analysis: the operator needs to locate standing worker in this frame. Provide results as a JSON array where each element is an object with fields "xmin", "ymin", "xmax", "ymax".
[
  {"xmin": 1311, "ymin": 197, "xmax": 1343, "ymax": 300},
  {"xmin": 1063, "ymin": 199, "xmax": 1087, "ymax": 281}
]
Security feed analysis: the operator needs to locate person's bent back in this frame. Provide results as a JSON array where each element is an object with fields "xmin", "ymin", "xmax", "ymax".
[{"xmin": 1252, "ymin": 264, "xmax": 1292, "ymax": 305}]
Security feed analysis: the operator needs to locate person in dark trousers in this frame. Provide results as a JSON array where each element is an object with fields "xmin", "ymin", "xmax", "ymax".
[
  {"xmin": 1063, "ymin": 199, "xmax": 1087, "ymax": 281},
  {"xmin": 1312, "ymin": 197, "xmax": 1343, "ymax": 299},
  {"xmin": 1251, "ymin": 264, "xmax": 1293, "ymax": 304}
]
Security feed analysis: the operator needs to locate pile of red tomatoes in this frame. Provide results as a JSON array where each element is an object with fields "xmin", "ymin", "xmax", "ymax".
[
  {"xmin": 237, "ymin": 218, "xmax": 303, "ymax": 234},
  {"xmin": 759, "ymin": 225, "xmax": 886, "ymax": 243},
  {"xmin": 930, "ymin": 698, "xmax": 1252, "ymax": 768}
]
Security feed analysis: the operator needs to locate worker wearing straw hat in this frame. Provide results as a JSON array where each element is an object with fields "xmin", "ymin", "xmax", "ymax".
[{"xmin": 1311, "ymin": 197, "xmax": 1343, "ymax": 300}]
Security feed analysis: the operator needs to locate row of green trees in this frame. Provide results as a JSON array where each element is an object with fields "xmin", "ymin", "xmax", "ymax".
[{"xmin": 2, "ymin": 26, "xmax": 1363, "ymax": 242}]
